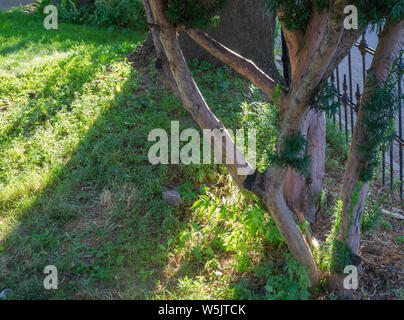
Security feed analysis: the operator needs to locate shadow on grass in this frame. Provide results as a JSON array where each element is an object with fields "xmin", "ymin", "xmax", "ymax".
[
  {"xmin": 0, "ymin": 12, "xmax": 272, "ymax": 299},
  {"xmin": 0, "ymin": 54, "xmax": 101, "ymax": 146},
  {"xmin": 0, "ymin": 69, "xmax": 257, "ymax": 300},
  {"xmin": 0, "ymin": 39, "xmax": 31, "ymax": 56},
  {"xmin": 0, "ymin": 61, "xmax": 222, "ymax": 299}
]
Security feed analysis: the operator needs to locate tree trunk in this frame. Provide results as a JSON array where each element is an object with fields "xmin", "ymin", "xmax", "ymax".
[
  {"xmin": 330, "ymin": 20, "xmax": 404, "ymax": 291},
  {"xmin": 129, "ymin": 0, "xmax": 283, "ymax": 84},
  {"xmin": 283, "ymin": 110, "xmax": 326, "ymax": 222},
  {"xmin": 144, "ymin": 0, "xmax": 320, "ymax": 287},
  {"xmin": 338, "ymin": 20, "xmax": 404, "ymax": 255},
  {"xmin": 130, "ymin": 0, "xmax": 326, "ymax": 223}
]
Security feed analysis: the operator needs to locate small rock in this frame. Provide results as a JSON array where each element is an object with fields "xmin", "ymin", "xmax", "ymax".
[
  {"xmin": 163, "ymin": 190, "xmax": 182, "ymax": 207},
  {"xmin": 381, "ymin": 209, "xmax": 404, "ymax": 220}
]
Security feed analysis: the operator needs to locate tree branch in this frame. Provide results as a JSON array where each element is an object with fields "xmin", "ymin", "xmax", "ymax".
[
  {"xmin": 145, "ymin": 0, "xmax": 255, "ymax": 189},
  {"xmin": 324, "ymin": 28, "xmax": 363, "ymax": 80},
  {"xmin": 277, "ymin": 8, "xmax": 304, "ymax": 78},
  {"xmin": 145, "ymin": 0, "xmax": 319, "ymax": 287},
  {"xmin": 142, "ymin": 0, "xmax": 180, "ymax": 99},
  {"xmin": 187, "ymin": 29, "xmax": 284, "ymax": 101},
  {"xmin": 293, "ymin": 7, "xmax": 328, "ymax": 83}
]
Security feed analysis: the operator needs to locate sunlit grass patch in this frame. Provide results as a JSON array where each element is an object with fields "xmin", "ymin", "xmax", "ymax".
[{"xmin": 0, "ymin": 10, "xmax": 146, "ymax": 298}]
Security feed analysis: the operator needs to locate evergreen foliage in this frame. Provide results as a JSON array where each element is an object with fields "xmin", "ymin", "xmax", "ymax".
[
  {"xmin": 354, "ymin": 0, "xmax": 404, "ymax": 26},
  {"xmin": 263, "ymin": 0, "xmax": 404, "ymax": 31},
  {"xmin": 310, "ymin": 81, "xmax": 343, "ymax": 118},
  {"xmin": 359, "ymin": 52, "xmax": 404, "ymax": 182},
  {"xmin": 165, "ymin": 0, "xmax": 227, "ymax": 28},
  {"xmin": 267, "ymin": 133, "xmax": 311, "ymax": 176}
]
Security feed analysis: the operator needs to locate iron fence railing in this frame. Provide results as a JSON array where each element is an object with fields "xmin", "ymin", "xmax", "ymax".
[{"xmin": 328, "ymin": 33, "xmax": 404, "ymax": 200}]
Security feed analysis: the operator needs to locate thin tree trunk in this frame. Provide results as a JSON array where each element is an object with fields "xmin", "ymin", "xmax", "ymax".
[{"xmin": 330, "ymin": 20, "xmax": 404, "ymax": 290}]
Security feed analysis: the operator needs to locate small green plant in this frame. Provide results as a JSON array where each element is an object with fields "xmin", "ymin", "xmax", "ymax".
[
  {"xmin": 267, "ymin": 132, "xmax": 311, "ymax": 176},
  {"xmin": 361, "ymin": 207, "xmax": 383, "ymax": 233},
  {"xmin": 240, "ymin": 101, "xmax": 280, "ymax": 171},
  {"xmin": 320, "ymin": 197, "xmax": 355, "ymax": 274},
  {"xmin": 311, "ymin": 81, "xmax": 343, "ymax": 118},
  {"xmin": 41, "ymin": 0, "xmax": 148, "ymax": 31},
  {"xmin": 233, "ymin": 254, "xmax": 311, "ymax": 300},
  {"xmin": 325, "ymin": 121, "xmax": 349, "ymax": 165},
  {"xmin": 362, "ymin": 179, "xmax": 404, "ymax": 232},
  {"xmin": 190, "ymin": 192, "xmax": 285, "ymax": 273},
  {"xmin": 394, "ymin": 235, "xmax": 404, "ymax": 247}
]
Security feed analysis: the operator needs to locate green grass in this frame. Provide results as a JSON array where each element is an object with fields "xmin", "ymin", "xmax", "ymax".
[
  {"xmin": 394, "ymin": 235, "xmax": 404, "ymax": 247},
  {"xmin": 0, "ymin": 10, "xmax": 311, "ymax": 300}
]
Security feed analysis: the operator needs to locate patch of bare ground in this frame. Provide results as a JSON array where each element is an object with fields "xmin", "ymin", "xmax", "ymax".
[{"xmin": 313, "ymin": 171, "xmax": 403, "ymax": 300}]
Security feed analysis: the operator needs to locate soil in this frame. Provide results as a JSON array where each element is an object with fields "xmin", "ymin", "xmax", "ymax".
[{"xmin": 313, "ymin": 172, "xmax": 404, "ymax": 300}]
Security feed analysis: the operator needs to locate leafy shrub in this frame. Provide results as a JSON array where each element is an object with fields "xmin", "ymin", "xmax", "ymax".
[
  {"xmin": 234, "ymin": 255, "xmax": 311, "ymax": 300},
  {"xmin": 361, "ymin": 207, "xmax": 383, "ymax": 233},
  {"xmin": 36, "ymin": 0, "xmax": 147, "ymax": 30},
  {"xmin": 240, "ymin": 102, "xmax": 280, "ymax": 171},
  {"xmin": 165, "ymin": 0, "xmax": 226, "ymax": 28}
]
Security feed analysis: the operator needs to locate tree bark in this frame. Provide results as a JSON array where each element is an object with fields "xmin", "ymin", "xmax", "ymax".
[
  {"xmin": 283, "ymin": 110, "xmax": 326, "ymax": 222},
  {"xmin": 129, "ymin": 0, "xmax": 283, "ymax": 84},
  {"xmin": 143, "ymin": 0, "xmax": 361, "ymax": 289},
  {"xmin": 143, "ymin": 0, "xmax": 320, "ymax": 287}
]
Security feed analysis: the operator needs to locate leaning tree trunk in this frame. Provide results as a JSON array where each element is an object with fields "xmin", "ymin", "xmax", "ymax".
[
  {"xmin": 329, "ymin": 20, "xmax": 404, "ymax": 291},
  {"xmin": 144, "ymin": 0, "xmax": 372, "ymax": 287},
  {"xmin": 131, "ymin": 0, "xmax": 327, "ymax": 223},
  {"xmin": 129, "ymin": 0, "xmax": 284, "ymax": 84}
]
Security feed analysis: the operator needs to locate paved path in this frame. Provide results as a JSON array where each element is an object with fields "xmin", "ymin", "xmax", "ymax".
[
  {"xmin": 336, "ymin": 29, "xmax": 404, "ymax": 178},
  {"xmin": 337, "ymin": 28, "xmax": 378, "ymax": 100},
  {"xmin": 0, "ymin": 0, "xmax": 33, "ymax": 11}
]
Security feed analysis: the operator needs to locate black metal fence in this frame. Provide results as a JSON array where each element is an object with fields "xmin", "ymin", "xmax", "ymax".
[{"xmin": 328, "ymin": 33, "xmax": 403, "ymax": 201}]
